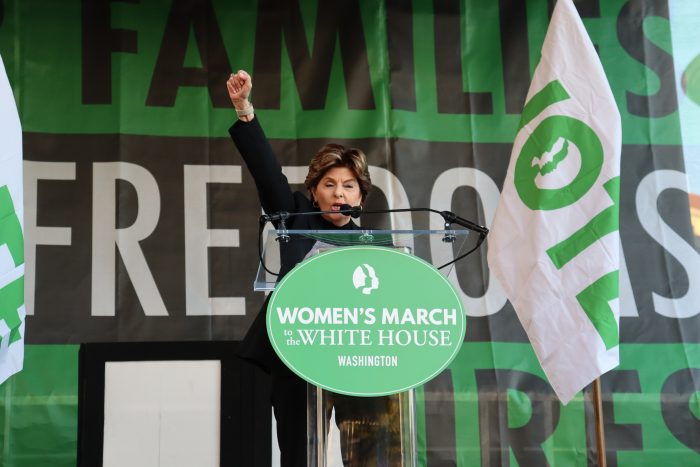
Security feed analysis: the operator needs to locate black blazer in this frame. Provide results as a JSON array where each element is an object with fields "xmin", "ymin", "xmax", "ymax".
[{"xmin": 229, "ymin": 117, "xmax": 358, "ymax": 372}]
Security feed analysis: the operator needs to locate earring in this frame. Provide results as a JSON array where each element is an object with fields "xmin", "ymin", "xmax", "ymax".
[{"xmin": 312, "ymin": 199, "xmax": 319, "ymax": 208}]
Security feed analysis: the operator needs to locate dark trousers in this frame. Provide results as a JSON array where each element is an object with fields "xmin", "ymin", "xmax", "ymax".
[{"xmin": 271, "ymin": 366, "xmax": 308, "ymax": 467}]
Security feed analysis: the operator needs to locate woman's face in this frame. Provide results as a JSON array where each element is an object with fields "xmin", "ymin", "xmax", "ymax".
[{"xmin": 310, "ymin": 166, "xmax": 362, "ymax": 227}]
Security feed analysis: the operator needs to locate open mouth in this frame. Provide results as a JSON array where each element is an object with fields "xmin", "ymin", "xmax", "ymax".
[{"xmin": 330, "ymin": 203, "xmax": 343, "ymax": 211}]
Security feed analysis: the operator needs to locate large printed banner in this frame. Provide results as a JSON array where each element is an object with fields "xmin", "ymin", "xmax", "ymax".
[{"xmin": 1, "ymin": 0, "xmax": 700, "ymax": 465}]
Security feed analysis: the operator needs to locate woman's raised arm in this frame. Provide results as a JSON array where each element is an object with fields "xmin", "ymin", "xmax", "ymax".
[{"xmin": 227, "ymin": 70, "xmax": 295, "ymax": 214}]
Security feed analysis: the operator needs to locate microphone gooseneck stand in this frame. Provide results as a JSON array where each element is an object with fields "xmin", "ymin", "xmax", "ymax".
[{"xmin": 257, "ymin": 205, "xmax": 489, "ymax": 276}]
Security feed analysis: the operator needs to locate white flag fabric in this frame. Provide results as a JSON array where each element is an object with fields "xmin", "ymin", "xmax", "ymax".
[
  {"xmin": 487, "ymin": 0, "xmax": 621, "ymax": 404},
  {"xmin": 0, "ymin": 54, "xmax": 25, "ymax": 385}
]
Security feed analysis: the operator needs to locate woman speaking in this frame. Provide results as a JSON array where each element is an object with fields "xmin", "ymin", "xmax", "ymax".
[{"xmin": 228, "ymin": 70, "xmax": 397, "ymax": 466}]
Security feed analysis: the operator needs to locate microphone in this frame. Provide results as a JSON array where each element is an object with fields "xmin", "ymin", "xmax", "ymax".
[
  {"xmin": 259, "ymin": 211, "xmax": 289, "ymax": 224},
  {"xmin": 339, "ymin": 204, "xmax": 363, "ymax": 218},
  {"xmin": 259, "ymin": 204, "xmax": 362, "ymax": 224},
  {"xmin": 440, "ymin": 211, "xmax": 489, "ymax": 236}
]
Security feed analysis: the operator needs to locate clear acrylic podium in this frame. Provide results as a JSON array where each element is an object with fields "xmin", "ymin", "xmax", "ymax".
[{"xmin": 255, "ymin": 228, "xmax": 473, "ymax": 467}]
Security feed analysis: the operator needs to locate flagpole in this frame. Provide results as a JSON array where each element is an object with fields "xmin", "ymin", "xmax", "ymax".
[{"xmin": 592, "ymin": 378, "xmax": 607, "ymax": 467}]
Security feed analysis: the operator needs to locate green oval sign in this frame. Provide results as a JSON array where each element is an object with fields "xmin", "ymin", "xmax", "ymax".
[{"xmin": 267, "ymin": 246, "xmax": 466, "ymax": 396}]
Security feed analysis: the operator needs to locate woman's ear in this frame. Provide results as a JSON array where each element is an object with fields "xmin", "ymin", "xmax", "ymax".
[{"xmin": 310, "ymin": 187, "xmax": 319, "ymax": 207}]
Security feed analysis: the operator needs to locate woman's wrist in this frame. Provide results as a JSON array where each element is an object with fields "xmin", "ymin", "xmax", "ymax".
[
  {"xmin": 234, "ymin": 99, "xmax": 254, "ymax": 122},
  {"xmin": 232, "ymin": 98, "xmax": 250, "ymax": 110}
]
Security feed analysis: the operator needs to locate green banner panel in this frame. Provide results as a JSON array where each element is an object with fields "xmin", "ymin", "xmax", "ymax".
[{"xmin": 0, "ymin": 0, "xmax": 699, "ymax": 465}]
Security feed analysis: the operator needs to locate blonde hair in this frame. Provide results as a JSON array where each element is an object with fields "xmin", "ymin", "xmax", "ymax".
[{"xmin": 304, "ymin": 144, "xmax": 371, "ymax": 203}]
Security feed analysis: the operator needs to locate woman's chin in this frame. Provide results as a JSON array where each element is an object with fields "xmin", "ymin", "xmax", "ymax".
[{"xmin": 321, "ymin": 212, "xmax": 350, "ymax": 227}]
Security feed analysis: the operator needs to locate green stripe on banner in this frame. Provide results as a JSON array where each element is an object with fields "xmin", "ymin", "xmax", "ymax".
[
  {"xmin": 438, "ymin": 342, "xmax": 700, "ymax": 466},
  {"xmin": 1, "ymin": 344, "xmax": 700, "ymax": 465},
  {"xmin": 0, "ymin": 0, "xmax": 683, "ymax": 144},
  {"xmin": 0, "ymin": 345, "xmax": 79, "ymax": 467}
]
